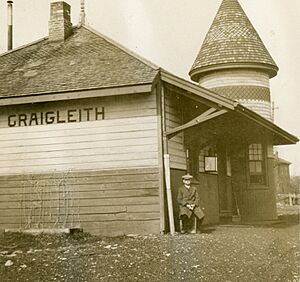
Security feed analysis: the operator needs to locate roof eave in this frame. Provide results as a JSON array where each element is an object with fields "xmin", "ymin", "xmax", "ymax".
[
  {"xmin": 160, "ymin": 70, "xmax": 236, "ymax": 110},
  {"xmin": 235, "ymin": 104, "xmax": 299, "ymax": 145},
  {"xmin": 0, "ymin": 83, "xmax": 154, "ymax": 106},
  {"xmin": 189, "ymin": 62, "xmax": 279, "ymax": 82}
]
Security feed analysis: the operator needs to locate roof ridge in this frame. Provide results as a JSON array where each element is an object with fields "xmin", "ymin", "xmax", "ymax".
[{"xmin": 80, "ymin": 24, "xmax": 160, "ymax": 71}]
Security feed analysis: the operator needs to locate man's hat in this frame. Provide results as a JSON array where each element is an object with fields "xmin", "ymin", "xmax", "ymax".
[{"xmin": 182, "ymin": 174, "xmax": 193, "ymax": 180}]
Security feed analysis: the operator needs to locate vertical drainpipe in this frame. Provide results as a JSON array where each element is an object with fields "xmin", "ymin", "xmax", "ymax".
[{"xmin": 7, "ymin": 0, "xmax": 13, "ymax": 51}]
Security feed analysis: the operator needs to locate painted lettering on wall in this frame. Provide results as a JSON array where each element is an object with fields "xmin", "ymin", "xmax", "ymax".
[{"xmin": 8, "ymin": 107, "xmax": 105, "ymax": 127}]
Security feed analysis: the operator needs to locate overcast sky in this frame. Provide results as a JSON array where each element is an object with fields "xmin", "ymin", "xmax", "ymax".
[{"xmin": 0, "ymin": 0, "xmax": 299, "ymax": 175}]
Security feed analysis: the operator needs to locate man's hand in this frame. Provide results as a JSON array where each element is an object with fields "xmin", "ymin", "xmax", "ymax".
[{"xmin": 186, "ymin": 204, "xmax": 195, "ymax": 210}]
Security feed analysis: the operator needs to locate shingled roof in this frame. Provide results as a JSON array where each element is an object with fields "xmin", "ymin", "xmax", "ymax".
[
  {"xmin": 189, "ymin": 0, "xmax": 278, "ymax": 82},
  {"xmin": 0, "ymin": 25, "xmax": 159, "ymax": 98}
]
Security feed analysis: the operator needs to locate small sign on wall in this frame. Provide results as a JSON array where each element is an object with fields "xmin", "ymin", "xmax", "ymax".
[{"xmin": 204, "ymin": 156, "xmax": 218, "ymax": 172}]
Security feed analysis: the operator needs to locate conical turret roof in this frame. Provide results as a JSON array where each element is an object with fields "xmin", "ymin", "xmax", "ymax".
[{"xmin": 189, "ymin": 0, "xmax": 278, "ymax": 82}]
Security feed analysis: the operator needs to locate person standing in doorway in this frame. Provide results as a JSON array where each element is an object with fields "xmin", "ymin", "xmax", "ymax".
[{"xmin": 177, "ymin": 174, "xmax": 204, "ymax": 234}]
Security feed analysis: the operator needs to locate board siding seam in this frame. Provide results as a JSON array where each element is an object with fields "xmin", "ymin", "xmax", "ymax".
[{"xmin": 0, "ymin": 168, "xmax": 159, "ymax": 180}]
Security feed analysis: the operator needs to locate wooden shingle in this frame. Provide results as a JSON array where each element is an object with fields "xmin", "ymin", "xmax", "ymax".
[
  {"xmin": 189, "ymin": 0, "xmax": 278, "ymax": 82},
  {"xmin": 0, "ymin": 26, "xmax": 159, "ymax": 98}
]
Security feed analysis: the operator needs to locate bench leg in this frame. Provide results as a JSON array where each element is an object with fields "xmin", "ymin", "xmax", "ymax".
[{"xmin": 190, "ymin": 216, "xmax": 197, "ymax": 234}]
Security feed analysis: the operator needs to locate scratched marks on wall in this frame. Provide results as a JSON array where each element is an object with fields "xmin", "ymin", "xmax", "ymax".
[{"xmin": 20, "ymin": 171, "xmax": 80, "ymax": 230}]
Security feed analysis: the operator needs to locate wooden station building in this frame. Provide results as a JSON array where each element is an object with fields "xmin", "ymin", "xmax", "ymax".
[{"xmin": 0, "ymin": 0, "xmax": 298, "ymax": 235}]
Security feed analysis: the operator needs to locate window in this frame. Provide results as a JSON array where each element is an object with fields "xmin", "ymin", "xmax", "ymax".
[{"xmin": 248, "ymin": 143, "xmax": 266, "ymax": 184}]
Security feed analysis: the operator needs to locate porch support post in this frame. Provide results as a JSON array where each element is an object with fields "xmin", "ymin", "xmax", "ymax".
[
  {"xmin": 164, "ymin": 154, "xmax": 175, "ymax": 235},
  {"xmin": 161, "ymin": 84, "xmax": 175, "ymax": 235},
  {"xmin": 156, "ymin": 82, "xmax": 166, "ymax": 234}
]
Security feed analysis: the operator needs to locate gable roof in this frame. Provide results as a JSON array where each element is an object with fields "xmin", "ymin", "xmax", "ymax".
[
  {"xmin": 189, "ymin": 0, "xmax": 278, "ymax": 82},
  {"xmin": 0, "ymin": 25, "xmax": 159, "ymax": 98}
]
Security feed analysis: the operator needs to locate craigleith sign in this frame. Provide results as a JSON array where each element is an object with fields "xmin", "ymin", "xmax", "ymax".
[{"xmin": 8, "ymin": 107, "xmax": 105, "ymax": 127}]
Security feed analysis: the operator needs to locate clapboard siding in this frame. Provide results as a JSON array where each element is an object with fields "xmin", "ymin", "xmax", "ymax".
[
  {"xmin": 0, "ymin": 121, "xmax": 157, "ymax": 146},
  {"xmin": 0, "ymin": 167, "xmax": 158, "ymax": 182},
  {"xmin": 0, "ymin": 180, "xmax": 158, "ymax": 192},
  {"xmin": 165, "ymin": 91, "xmax": 186, "ymax": 170},
  {"xmin": 0, "ymin": 117, "xmax": 157, "ymax": 136},
  {"xmin": 0, "ymin": 221, "xmax": 160, "ymax": 237},
  {"xmin": 82, "ymin": 221, "xmax": 160, "ymax": 237},
  {"xmin": 0, "ymin": 109, "xmax": 156, "ymax": 126},
  {"xmin": 0, "ymin": 159, "xmax": 159, "ymax": 175},
  {"xmin": 0, "ymin": 168, "xmax": 160, "ymax": 235},
  {"xmin": 0, "ymin": 189, "xmax": 159, "ymax": 202},
  {"xmin": 0, "ymin": 93, "xmax": 156, "ymax": 126},
  {"xmin": 0, "ymin": 137, "xmax": 156, "ymax": 155},
  {"xmin": 0, "ymin": 92, "xmax": 162, "ymax": 235},
  {"xmin": 0, "ymin": 196, "xmax": 159, "ymax": 210},
  {"xmin": 3, "ymin": 152, "xmax": 158, "ymax": 168},
  {"xmin": 0, "ymin": 144, "xmax": 157, "ymax": 161},
  {"xmin": 0, "ymin": 205, "xmax": 160, "ymax": 216},
  {"xmin": 0, "ymin": 172, "xmax": 158, "ymax": 187},
  {"xmin": 0, "ymin": 94, "xmax": 159, "ymax": 175}
]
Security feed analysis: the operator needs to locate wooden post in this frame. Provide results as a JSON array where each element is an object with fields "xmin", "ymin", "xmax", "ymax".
[
  {"xmin": 164, "ymin": 154, "xmax": 175, "ymax": 235},
  {"xmin": 186, "ymin": 148, "xmax": 190, "ymax": 174},
  {"xmin": 156, "ymin": 83, "xmax": 166, "ymax": 234},
  {"xmin": 160, "ymin": 84, "xmax": 175, "ymax": 235},
  {"xmin": 289, "ymin": 193, "xmax": 293, "ymax": 206}
]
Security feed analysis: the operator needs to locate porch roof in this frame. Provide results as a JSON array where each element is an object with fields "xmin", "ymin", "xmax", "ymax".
[{"xmin": 160, "ymin": 70, "xmax": 298, "ymax": 146}]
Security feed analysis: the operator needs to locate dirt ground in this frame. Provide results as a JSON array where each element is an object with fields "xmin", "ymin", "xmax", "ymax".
[{"xmin": 0, "ymin": 205, "xmax": 299, "ymax": 282}]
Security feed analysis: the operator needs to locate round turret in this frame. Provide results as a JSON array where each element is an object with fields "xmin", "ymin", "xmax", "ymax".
[{"xmin": 189, "ymin": 0, "xmax": 278, "ymax": 120}]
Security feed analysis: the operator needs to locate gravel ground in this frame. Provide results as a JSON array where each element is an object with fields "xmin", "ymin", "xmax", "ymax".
[{"xmin": 0, "ymin": 205, "xmax": 299, "ymax": 282}]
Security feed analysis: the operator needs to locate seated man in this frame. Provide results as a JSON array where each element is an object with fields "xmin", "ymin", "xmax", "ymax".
[{"xmin": 177, "ymin": 174, "xmax": 204, "ymax": 234}]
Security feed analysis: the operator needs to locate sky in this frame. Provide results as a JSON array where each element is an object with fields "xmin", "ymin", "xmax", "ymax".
[{"xmin": 0, "ymin": 0, "xmax": 299, "ymax": 175}]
